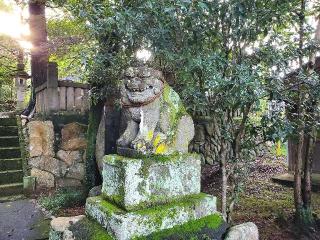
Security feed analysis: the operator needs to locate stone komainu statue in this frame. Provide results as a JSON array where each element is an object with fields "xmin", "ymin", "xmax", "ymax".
[{"xmin": 117, "ymin": 66, "xmax": 194, "ymax": 155}]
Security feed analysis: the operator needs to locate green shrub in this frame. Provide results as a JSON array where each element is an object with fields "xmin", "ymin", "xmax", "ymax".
[{"xmin": 39, "ymin": 188, "xmax": 86, "ymax": 214}]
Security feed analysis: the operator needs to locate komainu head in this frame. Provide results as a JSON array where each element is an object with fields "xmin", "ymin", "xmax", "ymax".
[{"xmin": 122, "ymin": 67, "xmax": 164, "ymax": 106}]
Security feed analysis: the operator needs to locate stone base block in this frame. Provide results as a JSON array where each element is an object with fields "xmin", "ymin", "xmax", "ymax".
[
  {"xmin": 85, "ymin": 193, "xmax": 217, "ymax": 240},
  {"xmin": 49, "ymin": 214, "xmax": 227, "ymax": 240},
  {"xmin": 23, "ymin": 176, "xmax": 36, "ymax": 196},
  {"xmin": 102, "ymin": 153, "xmax": 201, "ymax": 210}
]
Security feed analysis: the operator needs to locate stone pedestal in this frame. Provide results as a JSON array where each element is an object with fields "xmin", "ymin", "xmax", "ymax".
[
  {"xmin": 102, "ymin": 154, "xmax": 201, "ymax": 210},
  {"xmin": 85, "ymin": 153, "xmax": 223, "ymax": 240},
  {"xmin": 86, "ymin": 194, "xmax": 217, "ymax": 240}
]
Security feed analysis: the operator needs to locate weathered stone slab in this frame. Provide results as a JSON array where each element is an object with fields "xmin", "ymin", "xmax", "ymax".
[
  {"xmin": 59, "ymin": 86, "xmax": 67, "ymax": 110},
  {"xmin": 65, "ymin": 162, "xmax": 85, "ymax": 180},
  {"xmin": 61, "ymin": 122, "xmax": 87, "ymax": 151},
  {"xmin": 28, "ymin": 121, "xmax": 55, "ymax": 158},
  {"xmin": 86, "ymin": 194, "xmax": 217, "ymax": 240},
  {"xmin": 55, "ymin": 178, "xmax": 82, "ymax": 188},
  {"xmin": 66, "ymin": 87, "xmax": 75, "ymax": 111},
  {"xmin": 56, "ymin": 150, "xmax": 83, "ymax": 166},
  {"xmin": 29, "ymin": 156, "xmax": 68, "ymax": 177},
  {"xmin": 74, "ymin": 88, "xmax": 83, "ymax": 110},
  {"xmin": 31, "ymin": 168, "xmax": 55, "ymax": 188},
  {"xmin": 102, "ymin": 153, "xmax": 201, "ymax": 210}
]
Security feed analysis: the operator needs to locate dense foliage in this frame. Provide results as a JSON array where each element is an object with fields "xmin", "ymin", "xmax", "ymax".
[{"xmin": 47, "ymin": 16, "xmax": 91, "ymax": 80}]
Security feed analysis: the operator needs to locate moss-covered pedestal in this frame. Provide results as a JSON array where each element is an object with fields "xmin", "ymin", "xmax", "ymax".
[
  {"xmin": 84, "ymin": 153, "xmax": 226, "ymax": 240},
  {"xmin": 49, "ymin": 153, "xmax": 227, "ymax": 240},
  {"xmin": 101, "ymin": 154, "xmax": 201, "ymax": 210}
]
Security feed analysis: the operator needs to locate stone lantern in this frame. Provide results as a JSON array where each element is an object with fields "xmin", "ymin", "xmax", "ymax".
[{"xmin": 15, "ymin": 63, "xmax": 30, "ymax": 111}]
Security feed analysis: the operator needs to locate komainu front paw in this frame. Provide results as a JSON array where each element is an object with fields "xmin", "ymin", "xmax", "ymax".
[{"xmin": 117, "ymin": 137, "xmax": 130, "ymax": 147}]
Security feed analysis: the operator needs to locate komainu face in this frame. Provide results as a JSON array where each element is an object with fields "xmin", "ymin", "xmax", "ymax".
[{"xmin": 123, "ymin": 67, "xmax": 164, "ymax": 104}]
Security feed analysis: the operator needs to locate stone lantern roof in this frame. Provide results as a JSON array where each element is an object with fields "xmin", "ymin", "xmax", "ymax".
[{"xmin": 15, "ymin": 63, "xmax": 30, "ymax": 79}]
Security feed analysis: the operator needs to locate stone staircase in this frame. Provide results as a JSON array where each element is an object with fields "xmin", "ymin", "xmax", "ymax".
[{"xmin": 0, "ymin": 117, "xmax": 24, "ymax": 200}]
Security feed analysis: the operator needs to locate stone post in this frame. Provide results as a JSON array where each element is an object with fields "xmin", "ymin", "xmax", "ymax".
[
  {"xmin": 15, "ymin": 63, "xmax": 29, "ymax": 111},
  {"xmin": 66, "ymin": 87, "xmax": 75, "ymax": 111},
  {"xmin": 46, "ymin": 62, "xmax": 60, "ymax": 112}
]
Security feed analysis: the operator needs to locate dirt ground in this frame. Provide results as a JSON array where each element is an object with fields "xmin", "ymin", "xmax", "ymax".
[{"xmin": 202, "ymin": 155, "xmax": 320, "ymax": 240}]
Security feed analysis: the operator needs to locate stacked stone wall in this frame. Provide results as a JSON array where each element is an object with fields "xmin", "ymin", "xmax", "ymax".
[
  {"xmin": 23, "ymin": 118, "xmax": 88, "ymax": 189},
  {"xmin": 190, "ymin": 116, "xmax": 225, "ymax": 165}
]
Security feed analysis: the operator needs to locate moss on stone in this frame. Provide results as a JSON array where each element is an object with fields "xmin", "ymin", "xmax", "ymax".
[
  {"xmin": 86, "ymin": 193, "xmax": 220, "ymax": 239},
  {"xmin": 69, "ymin": 217, "xmax": 115, "ymax": 240},
  {"xmin": 101, "ymin": 193, "xmax": 125, "ymax": 209},
  {"xmin": 87, "ymin": 193, "xmax": 211, "ymax": 217},
  {"xmin": 104, "ymin": 153, "xmax": 199, "ymax": 165},
  {"xmin": 101, "ymin": 153, "xmax": 201, "ymax": 211},
  {"xmin": 134, "ymin": 214, "xmax": 226, "ymax": 240},
  {"xmin": 134, "ymin": 193, "xmax": 209, "ymax": 216},
  {"xmin": 87, "ymin": 196, "xmax": 125, "ymax": 216}
]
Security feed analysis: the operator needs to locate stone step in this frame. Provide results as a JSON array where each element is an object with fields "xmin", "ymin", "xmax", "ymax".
[
  {"xmin": 0, "ymin": 194, "xmax": 25, "ymax": 203},
  {"xmin": 0, "ymin": 170, "xmax": 23, "ymax": 185},
  {"xmin": 0, "ymin": 158, "xmax": 22, "ymax": 171},
  {"xmin": 0, "ymin": 183, "xmax": 23, "ymax": 197},
  {"xmin": 0, "ymin": 118, "xmax": 17, "ymax": 126},
  {"xmin": 0, "ymin": 136, "xmax": 19, "ymax": 148},
  {"xmin": 0, "ymin": 126, "xmax": 18, "ymax": 136},
  {"xmin": 0, "ymin": 147, "xmax": 21, "ymax": 159}
]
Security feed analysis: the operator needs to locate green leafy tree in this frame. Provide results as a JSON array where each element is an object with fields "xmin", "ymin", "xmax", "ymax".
[
  {"xmin": 260, "ymin": 0, "xmax": 320, "ymax": 227},
  {"xmin": 47, "ymin": 17, "xmax": 91, "ymax": 80}
]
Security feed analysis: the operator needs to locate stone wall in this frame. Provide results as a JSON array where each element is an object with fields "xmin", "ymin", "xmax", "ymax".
[
  {"xmin": 189, "ymin": 116, "xmax": 222, "ymax": 165},
  {"xmin": 24, "ymin": 120, "xmax": 88, "ymax": 189}
]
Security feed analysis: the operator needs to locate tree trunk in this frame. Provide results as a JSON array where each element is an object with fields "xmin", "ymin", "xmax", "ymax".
[
  {"xmin": 294, "ymin": 130, "xmax": 304, "ymax": 222},
  {"xmin": 29, "ymin": 0, "xmax": 48, "ymax": 88},
  {"xmin": 85, "ymin": 100, "xmax": 104, "ymax": 191},
  {"xmin": 21, "ymin": 1, "xmax": 48, "ymax": 116},
  {"xmin": 220, "ymin": 139, "xmax": 228, "ymax": 220}
]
